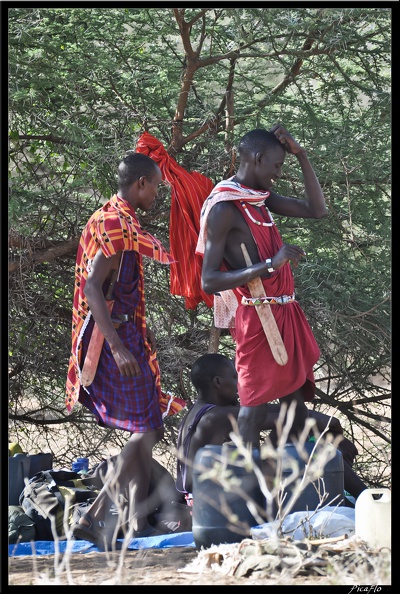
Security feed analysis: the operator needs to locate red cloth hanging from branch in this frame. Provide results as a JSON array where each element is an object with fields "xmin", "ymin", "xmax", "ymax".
[{"xmin": 136, "ymin": 132, "xmax": 214, "ymax": 310}]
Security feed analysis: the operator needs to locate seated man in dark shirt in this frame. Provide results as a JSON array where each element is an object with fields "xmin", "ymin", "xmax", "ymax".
[{"xmin": 176, "ymin": 353, "xmax": 367, "ymax": 506}]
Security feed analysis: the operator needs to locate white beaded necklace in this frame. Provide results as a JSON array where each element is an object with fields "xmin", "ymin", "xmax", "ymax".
[{"xmin": 240, "ymin": 201, "xmax": 275, "ymax": 227}]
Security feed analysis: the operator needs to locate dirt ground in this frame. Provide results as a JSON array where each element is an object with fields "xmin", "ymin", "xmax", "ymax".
[
  {"xmin": 8, "ymin": 538, "xmax": 391, "ymax": 586},
  {"xmin": 8, "ymin": 546, "xmax": 328, "ymax": 586}
]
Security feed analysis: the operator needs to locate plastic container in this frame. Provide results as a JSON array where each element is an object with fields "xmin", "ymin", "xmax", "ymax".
[
  {"xmin": 280, "ymin": 441, "xmax": 344, "ymax": 513},
  {"xmin": 355, "ymin": 488, "xmax": 391, "ymax": 550},
  {"xmin": 28, "ymin": 452, "xmax": 53, "ymax": 477},
  {"xmin": 192, "ymin": 444, "xmax": 265, "ymax": 549},
  {"xmin": 9, "ymin": 452, "xmax": 53, "ymax": 505},
  {"xmin": 9, "ymin": 453, "xmax": 31, "ymax": 505},
  {"xmin": 72, "ymin": 457, "xmax": 89, "ymax": 474}
]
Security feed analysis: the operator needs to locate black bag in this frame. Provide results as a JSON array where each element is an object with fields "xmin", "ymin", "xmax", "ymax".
[{"xmin": 19, "ymin": 469, "xmax": 103, "ymax": 540}]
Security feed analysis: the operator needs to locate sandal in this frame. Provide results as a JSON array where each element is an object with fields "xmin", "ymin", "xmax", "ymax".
[{"xmin": 71, "ymin": 513, "xmax": 118, "ymax": 551}]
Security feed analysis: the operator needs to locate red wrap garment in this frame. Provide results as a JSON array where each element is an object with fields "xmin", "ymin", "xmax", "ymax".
[
  {"xmin": 196, "ymin": 177, "xmax": 320, "ymax": 407},
  {"xmin": 232, "ymin": 201, "xmax": 320, "ymax": 407},
  {"xmin": 136, "ymin": 132, "xmax": 214, "ymax": 309},
  {"xmin": 65, "ymin": 195, "xmax": 185, "ymax": 421}
]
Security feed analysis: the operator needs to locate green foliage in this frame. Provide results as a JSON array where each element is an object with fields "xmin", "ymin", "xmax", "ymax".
[{"xmin": 8, "ymin": 7, "xmax": 391, "ymax": 486}]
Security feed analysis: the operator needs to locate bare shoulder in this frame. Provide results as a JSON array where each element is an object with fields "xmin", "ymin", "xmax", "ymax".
[
  {"xmin": 199, "ymin": 406, "xmax": 239, "ymax": 429},
  {"xmin": 207, "ymin": 201, "xmax": 245, "ymax": 233},
  {"xmin": 208, "ymin": 200, "xmax": 238, "ymax": 220},
  {"xmin": 196, "ymin": 408, "xmax": 238, "ymax": 445}
]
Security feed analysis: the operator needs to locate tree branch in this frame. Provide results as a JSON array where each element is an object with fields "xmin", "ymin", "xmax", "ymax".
[{"xmin": 9, "ymin": 236, "xmax": 79, "ymax": 275}]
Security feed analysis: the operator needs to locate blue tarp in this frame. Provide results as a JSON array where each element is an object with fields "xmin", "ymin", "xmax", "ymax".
[{"xmin": 9, "ymin": 531, "xmax": 196, "ymax": 557}]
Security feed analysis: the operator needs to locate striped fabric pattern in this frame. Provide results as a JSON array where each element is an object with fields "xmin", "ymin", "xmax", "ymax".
[
  {"xmin": 136, "ymin": 132, "xmax": 214, "ymax": 309},
  {"xmin": 66, "ymin": 195, "xmax": 176, "ymax": 414},
  {"xmin": 90, "ymin": 194, "xmax": 174, "ymax": 262},
  {"xmin": 76, "ymin": 251, "xmax": 185, "ymax": 431},
  {"xmin": 195, "ymin": 178, "xmax": 271, "ymax": 328},
  {"xmin": 196, "ymin": 177, "xmax": 270, "ymax": 255}
]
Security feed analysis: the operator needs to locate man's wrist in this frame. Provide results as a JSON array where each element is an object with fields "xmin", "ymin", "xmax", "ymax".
[
  {"xmin": 265, "ymin": 258, "xmax": 274, "ymax": 273},
  {"xmin": 294, "ymin": 148, "xmax": 308, "ymax": 162}
]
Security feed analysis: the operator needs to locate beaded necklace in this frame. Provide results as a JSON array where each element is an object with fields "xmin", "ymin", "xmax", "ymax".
[{"xmin": 240, "ymin": 201, "xmax": 275, "ymax": 227}]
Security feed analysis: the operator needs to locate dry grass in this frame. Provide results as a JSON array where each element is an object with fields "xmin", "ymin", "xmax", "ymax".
[{"xmin": 8, "ymin": 414, "xmax": 391, "ymax": 586}]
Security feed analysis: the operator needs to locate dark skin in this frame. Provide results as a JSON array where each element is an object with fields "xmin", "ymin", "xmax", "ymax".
[
  {"xmin": 84, "ymin": 168, "xmax": 162, "ymax": 378},
  {"xmin": 179, "ymin": 358, "xmax": 366, "ymax": 499},
  {"xmin": 201, "ymin": 125, "xmax": 328, "ymax": 449},
  {"xmin": 77, "ymin": 165, "xmax": 165, "ymax": 536}
]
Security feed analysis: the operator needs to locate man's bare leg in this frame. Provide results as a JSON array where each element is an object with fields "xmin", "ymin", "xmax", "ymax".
[
  {"xmin": 76, "ymin": 427, "xmax": 163, "ymax": 536},
  {"xmin": 269, "ymin": 390, "xmax": 309, "ymax": 447},
  {"xmin": 237, "ymin": 403, "xmax": 269, "ymax": 449}
]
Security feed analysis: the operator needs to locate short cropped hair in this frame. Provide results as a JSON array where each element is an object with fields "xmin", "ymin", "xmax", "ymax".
[
  {"xmin": 238, "ymin": 128, "xmax": 282, "ymax": 158},
  {"xmin": 117, "ymin": 153, "xmax": 159, "ymax": 190},
  {"xmin": 190, "ymin": 353, "xmax": 234, "ymax": 393}
]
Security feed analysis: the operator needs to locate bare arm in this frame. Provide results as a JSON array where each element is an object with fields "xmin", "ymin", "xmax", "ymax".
[
  {"xmin": 184, "ymin": 410, "xmax": 237, "ymax": 493},
  {"xmin": 267, "ymin": 124, "xmax": 328, "ymax": 219},
  {"xmin": 201, "ymin": 202, "xmax": 268, "ymax": 294},
  {"xmin": 201, "ymin": 202, "xmax": 306, "ymax": 295},
  {"xmin": 84, "ymin": 249, "xmax": 141, "ymax": 377}
]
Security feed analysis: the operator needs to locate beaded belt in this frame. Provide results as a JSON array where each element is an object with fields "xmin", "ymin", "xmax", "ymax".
[{"xmin": 241, "ymin": 292, "xmax": 296, "ymax": 306}]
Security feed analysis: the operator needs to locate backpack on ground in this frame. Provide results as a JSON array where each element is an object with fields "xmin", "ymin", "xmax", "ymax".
[
  {"xmin": 8, "ymin": 505, "xmax": 36, "ymax": 544},
  {"xmin": 19, "ymin": 469, "xmax": 103, "ymax": 540}
]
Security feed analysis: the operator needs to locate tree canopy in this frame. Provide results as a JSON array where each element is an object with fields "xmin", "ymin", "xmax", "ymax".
[{"xmin": 8, "ymin": 7, "xmax": 391, "ymax": 486}]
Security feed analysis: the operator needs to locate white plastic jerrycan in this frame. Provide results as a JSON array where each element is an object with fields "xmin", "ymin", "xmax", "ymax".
[{"xmin": 355, "ymin": 488, "xmax": 391, "ymax": 550}]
